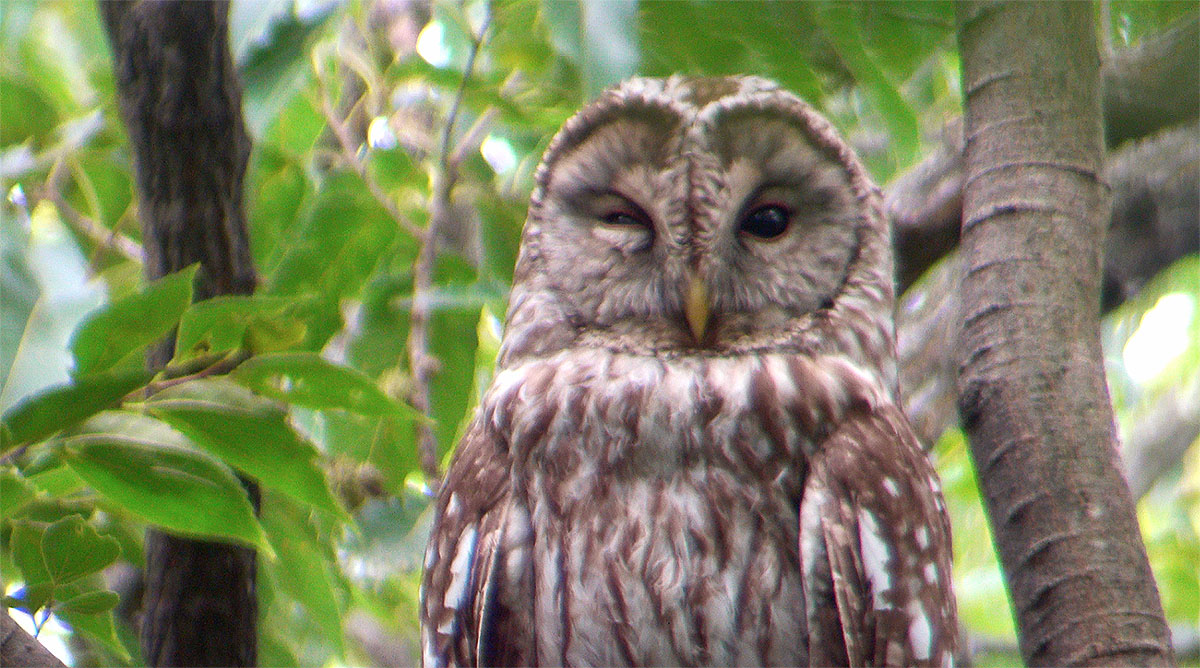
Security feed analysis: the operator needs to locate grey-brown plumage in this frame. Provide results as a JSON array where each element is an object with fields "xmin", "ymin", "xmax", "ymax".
[{"xmin": 420, "ymin": 75, "xmax": 958, "ymax": 667}]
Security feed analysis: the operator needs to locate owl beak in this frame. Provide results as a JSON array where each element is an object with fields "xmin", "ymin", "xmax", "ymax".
[{"xmin": 684, "ymin": 272, "xmax": 711, "ymax": 343}]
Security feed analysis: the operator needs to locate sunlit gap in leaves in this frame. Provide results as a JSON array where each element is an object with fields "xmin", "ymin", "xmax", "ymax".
[
  {"xmin": 1122, "ymin": 292, "xmax": 1197, "ymax": 385},
  {"xmin": 5, "ymin": 582, "xmax": 74, "ymax": 666},
  {"xmin": 367, "ymin": 116, "xmax": 399, "ymax": 150},
  {"xmin": 481, "ymin": 134, "xmax": 517, "ymax": 175},
  {"xmin": 416, "ymin": 20, "xmax": 451, "ymax": 68}
]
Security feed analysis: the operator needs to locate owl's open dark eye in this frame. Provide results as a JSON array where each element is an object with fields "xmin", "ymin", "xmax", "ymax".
[{"xmin": 740, "ymin": 205, "xmax": 790, "ymax": 239}]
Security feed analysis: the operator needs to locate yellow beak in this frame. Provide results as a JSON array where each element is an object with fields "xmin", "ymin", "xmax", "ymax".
[{"xmin": 684, "ymin": 272, "xmax": 710, "ymax": 343}]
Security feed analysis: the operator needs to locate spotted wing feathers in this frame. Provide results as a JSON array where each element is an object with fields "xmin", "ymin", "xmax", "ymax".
[
  {"xmin": 801, "ymin": 406, "xmax": 958, "ymax": 667},
  {"xmin": 420, "ymin": 422, "xmax": 531, "ymax": 668}
]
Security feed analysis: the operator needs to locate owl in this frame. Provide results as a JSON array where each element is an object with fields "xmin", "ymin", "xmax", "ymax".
[{"xmin": 420, "ymin": 76, "xmax": 958, "ymax": 667}]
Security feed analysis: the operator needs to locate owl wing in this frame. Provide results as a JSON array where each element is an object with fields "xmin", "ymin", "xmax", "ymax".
[
  {"xmin": 800, "ymin": 405, "xmax": 958, "ymax": 668},
  {"xmin": 420, "ymin": 419, "xmax": 533, "ymax": 668}
]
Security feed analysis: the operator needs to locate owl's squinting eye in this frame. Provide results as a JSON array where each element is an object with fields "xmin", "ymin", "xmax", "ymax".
[
  {"xmin": 740, "ymin": 204, "xmax": 790, "ymax": 240},
  {"xmin": 602, "ymin": 210, "xmax": 649, "ymax": 228}
]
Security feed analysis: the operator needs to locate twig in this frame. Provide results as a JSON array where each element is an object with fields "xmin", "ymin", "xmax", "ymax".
[
  {"xmin": 37, "ymin": 160, "xmax": 144, "ymax": 264},
  {"xmin": 410, "ymin": 5, "xmax": 493, "ymax": 488},
  {"xmin": 130, "ymin": 349, "xmax": 251, "ymax": 401},
  {"xmin": 315, "ymin": 52, "xmax": 425, "ymax": 241}
]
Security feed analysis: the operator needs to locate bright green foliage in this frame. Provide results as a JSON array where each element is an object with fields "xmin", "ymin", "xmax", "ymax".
[
  {"xmin": 232, "ymin": 352, "xmax": 421, "ymax": 418},
  {"xmin": 147, "ymin": 378, "xmax": 347, "ymax": 519},
  {"xmin": 2, "ymin": 368, "xmax": 154, "ymax": 451},
  {"xmin": 62, "ymin": 411, "xmax": 271, "ymax": 553},
  {"xmin": 69, "ymin": 265, "xmax": 198, "ymax": 376},
  {"xmin": 0, "ymin": 1, "xmax": 1194, "ymax": 665}
]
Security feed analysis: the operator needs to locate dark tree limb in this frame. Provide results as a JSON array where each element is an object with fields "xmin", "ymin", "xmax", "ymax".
[
  {"xmin": 955, "ymin": 2, "xmax": 1173, "ymax": 665},
  {"xmin": 1104, "ymin": 14, "xmax": 1200, "ymax": 148},
  {"xmin": 0, "ymin": 614, "xmax": 68, "ymax": 668},
  {"xmin": 888, "ymin": 12, "xmax": 1198, "ymax": 294},
  {"xmin": 100, "ymin": 1, "xmax": 259, "ymax": 665},
  {"xmin": 1102, "ymin": 122, "xmax": 1200, "ymax": 307}
]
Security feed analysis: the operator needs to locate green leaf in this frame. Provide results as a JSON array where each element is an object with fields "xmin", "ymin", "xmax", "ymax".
[
  {"xmin": 175, "ymin": 295, "xmax": 305, "ymax": 357},
  {"xmin": 232, "ymin": 352, "xmax": 419, "ymax": 419},
  {"xmin": 264, "ymin": 172, "xmax": 410, "ymax": 352},
  {"xmin": 57, "ymin": 603, "xmax": 132, "ymax": 663},
  {"xmin": 0, "ymin": 74, "xmax": 57, "ymax": 146},
  {"xmin": 235, "ymin": 2, "xmax": 335, "ymax": 138},
  {"xmin": 9, "ymin": 521, "xmax": 53, "ymax": 589},
  {"xmin": 812, "ymin": 4, "xmax": 920, "ymax": 167},
  {"xmin": 53, "ymin": 589, "xmax": 119, "ymax": 615},
  {"xmin": 61, "ymin": 412, "xmax": 270, "ymax": 553},
  {"xmin": 67, "ymin": 147, "xmax": 136, "ymax": 230},
  {"xmin": 1, "ymin": 201, "xmax": 108, "ymax": 412},
  {"xmin": 69, "ymin": 265, "xmax": 198, "ymax": 376},
  {"xmin": 1, "ymin": 211, "xmax": 40, "ymax": 391},
  {"xmin": 5, "ymin": 583, "xmax": 54, "ymax": 617},
  {"xmin": 426, "ymin": 257, "xmax": 483, "ymax": 460},
  {"xmin": 0, "ymin": 469, "xmax": 38, "ymax": 518},
  {"xmin": 147, "ymin": 379, "xmax": 346, "ymax": 518},
  {"xmin": 1, "ymin": 368, "xmax": 154, "ymax": 451},
  {"xmin": 262, "ymin": 494, "xmax": 347, "ymax": 656},
  {"xmin": 365, "ymin": 147, "xmax": 421, "ymax": 194},
  {"xmin": 40, "ymin": 515, "xmax": 121, "ymax": 586},
  {"xmin": 249, "ymin": 147, "xmax": 312, "ymax": 272},
  {"xmin": 26, "ymin": 461, "xmax": 85, "ymax": 497}
]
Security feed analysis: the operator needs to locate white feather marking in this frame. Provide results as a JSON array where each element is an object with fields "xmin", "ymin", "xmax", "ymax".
[
  {"xmin": 857, "ymin": 507, "xmax": 893, "ymax": 610},
  {"xmin": 765, "ymin": 355, "xmax": 797, "ymax": 400},
  {"xmin": 423, "ymin": 635, "xmax": 439, "ymax": 667},
  {"xmin": 924, "ymin": 562, "xmax": 939, "ymax": 584},
  {"xmin": 799, "ymin": 487, "xmax": 828, "ymax": 578},
  {"xmin": 916, "ymin": 526, "xmax": 930, "ymax": 549},
  {"xmin": 444, "ymin": 525, "xmax": 478, "ymax": 609},
  {"xmin": 907, "ymin": 600, "xmax": 933, "ymax": 660},
  {"xmin": 446, "ymin": 492, "xmax": 461, "ymax": 517},
  {"xmin": 882, "ymin": 477, "xmax": 900, "ymax": 497}
]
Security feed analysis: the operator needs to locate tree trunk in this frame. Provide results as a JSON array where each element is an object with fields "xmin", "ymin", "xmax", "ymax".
[
  {"xmin": 100, "ymin": 1, "xmax": 259, "ymax": 665},
  {"xmin": 954, "ymin": 2, "xmax": 1173, "ymax": 666}
]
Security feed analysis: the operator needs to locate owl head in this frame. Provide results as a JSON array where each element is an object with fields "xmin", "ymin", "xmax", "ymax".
[{"xmin": 500, "ymin": 76, "xmax": 896, "ymax": 387}]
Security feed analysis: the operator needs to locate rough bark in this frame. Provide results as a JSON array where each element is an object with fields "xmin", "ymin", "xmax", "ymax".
[
  {"xmin": 955, "ymin": 2, "xmax": 1173, "ymax": 666},
  {"xmin": 888, "ymin": 12, "xmax": 1198, "ymax": 293},
  {"xmin": 0, "ymin": 614, "xmax": 69, "ymax": 668},
  {"xmin": 100, "ymin": 1, "xmax": 259, "ymax": 665}
]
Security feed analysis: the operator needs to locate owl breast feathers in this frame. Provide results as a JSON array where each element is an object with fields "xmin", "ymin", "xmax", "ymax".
[{"xmin": 420, "ymin": 75, "xmax": 958, "ymax": 667}]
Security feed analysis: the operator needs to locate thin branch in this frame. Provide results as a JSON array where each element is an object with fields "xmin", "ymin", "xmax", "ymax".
[
  {"xmin": 37, "ymin": 160, "xmax": 144, "ymax": 264},
  {"xmin": 0, "ymin": 613, "xmax": 68, "ymax": 668},
  {"xmin": 410, "ymin": 5, "xmax": 493, "ymax": 488},
  {"xmin": 315, "ymin": 56, "xmax": 425, "ymax": 241},
  {"xmin": 134, "ymin": 349, "xmax": 252, "ymax": 400}
]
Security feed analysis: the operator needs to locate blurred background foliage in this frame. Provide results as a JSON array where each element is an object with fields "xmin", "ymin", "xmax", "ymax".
[{"xmin": 0, "ymin": 0, "xmax": 1196, "ymax": 666}]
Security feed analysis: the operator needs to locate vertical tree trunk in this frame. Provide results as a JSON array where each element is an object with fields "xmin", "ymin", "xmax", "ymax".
[
  {"xmin": 954, "ymin": 2, "xmax": 1173, "ymax": 666},
  {"xmin": 100, "ymin": 1, "xmax": 259, "ymax": 665}
]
